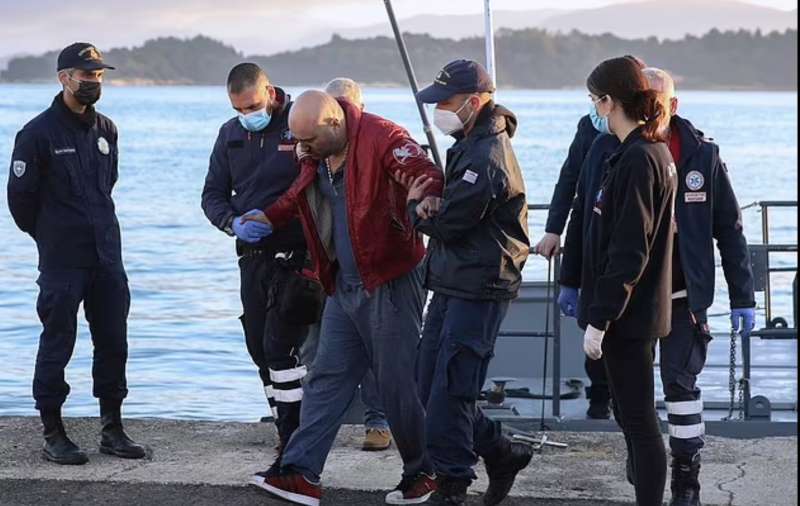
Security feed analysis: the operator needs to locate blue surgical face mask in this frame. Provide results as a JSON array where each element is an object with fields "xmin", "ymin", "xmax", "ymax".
[
  {"xmin": 238, "ymin": 107, "xmax": 271, "ymax": 132},
  {"xmin": 589, "ymin": 99, "xmax": 611, "ymax": 135}
]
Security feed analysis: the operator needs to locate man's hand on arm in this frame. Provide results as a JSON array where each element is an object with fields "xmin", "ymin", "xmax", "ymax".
[{"xmin": 235, "ymin": 209, "xmax": 273, "ymax": 243}]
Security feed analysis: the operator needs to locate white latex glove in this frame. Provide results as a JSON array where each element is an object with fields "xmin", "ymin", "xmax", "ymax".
[{"xmin": 583, "ymin": 324, "xmax": 606, "ymax": 360}]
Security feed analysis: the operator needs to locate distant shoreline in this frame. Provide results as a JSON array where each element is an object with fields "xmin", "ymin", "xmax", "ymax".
[{"xmin": 0, "ymin": 80, "xmax": 796, "ymax": 92}]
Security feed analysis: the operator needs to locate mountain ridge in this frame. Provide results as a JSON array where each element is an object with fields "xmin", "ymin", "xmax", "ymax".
[{"xmin": 2, "ymin": 28, "xmax": 796, "ymax": 90}]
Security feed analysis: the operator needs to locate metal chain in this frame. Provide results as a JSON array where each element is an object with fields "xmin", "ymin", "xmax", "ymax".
[
  {"xmin": 722, "ymin": 328, "xmax": 738, "ymax": 421},
  {"xmin": 736, "ymin": 378, "xmax": 748, "ymax": 420}
]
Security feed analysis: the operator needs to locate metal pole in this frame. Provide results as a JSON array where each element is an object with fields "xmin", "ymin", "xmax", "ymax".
[
  {"xmin": 483, "ymin": 0, "xmax": 497, "ymax": 86},
  {"xmin": 552, "ymin": 255, "xmax": 562, "ymax": 418},
  {"xmin": 383, "ymin": 0, "xmax": 443, "ymax": 169},
  {"xmin": 761, "ymin": 202, "xmax": 772, "ymax": 323}
]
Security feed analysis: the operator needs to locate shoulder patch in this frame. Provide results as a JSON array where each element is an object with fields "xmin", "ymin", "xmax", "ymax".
[
  {"xmin": 12, "ymin": 160, "xmax": 26, "ymax": 178},
  {"xmin": 97, "ymin": 137, "xmax": 110, "ymax": 155},
  {"xmin": 392, "ymin": 141, "xmax": 426, "ymax": 165}
]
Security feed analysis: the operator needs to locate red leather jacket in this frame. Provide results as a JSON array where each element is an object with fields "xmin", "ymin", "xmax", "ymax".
[{"xmin": 264, "ymin": 98, "xmax": 444, "ymax": 294}]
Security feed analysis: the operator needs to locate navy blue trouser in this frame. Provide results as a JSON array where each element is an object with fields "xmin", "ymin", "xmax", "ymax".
[
  {"xmin": 33, "ymin": 264, "xmax": 130, "ymax": 411},
  {"xmin": 417, "ymin": 293, "xmax": 507, "ymax": 481},
  {"xmin": 659, "ymin": 299, "xmax": 711, "ymax": 458}
]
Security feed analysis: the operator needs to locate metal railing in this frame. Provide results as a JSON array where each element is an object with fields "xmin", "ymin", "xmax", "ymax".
[
  {"xmin": 740, "ymin": 200, "xmax": 798, "ymax": 419},
  {"xmin": 510, "ymin": 201, "xmax": 798, "ymax": 422},
  {"xmin": 497, "ymin": 204, "xmax": 562, "ymax": 417}
]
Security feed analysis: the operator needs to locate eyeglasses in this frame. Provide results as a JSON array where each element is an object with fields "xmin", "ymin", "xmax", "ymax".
[{"xmin": 589, "ymin": 94, "xmax": 608, "ymax": 104}]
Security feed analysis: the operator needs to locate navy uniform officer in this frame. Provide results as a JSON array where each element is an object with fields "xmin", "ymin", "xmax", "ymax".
[
  {"xmin": 410, "ymin": 59, "xmax": 533, "ymax": 506},
  {"xmin": 202, "ymin": 63, "xmax": 320, "ymax": 451},
  {"xmin": 561, "ymin": 68, "xmax": 755, "ymax": 506},
  {"xmin": 7, "ymin": 43, "xmax": 145, "ymax": 465}
]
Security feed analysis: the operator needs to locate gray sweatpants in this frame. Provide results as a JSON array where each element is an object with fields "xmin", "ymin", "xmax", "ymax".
[{"xmin": 280, "ymin": 268, "xmax": 433, "ymax": 481}]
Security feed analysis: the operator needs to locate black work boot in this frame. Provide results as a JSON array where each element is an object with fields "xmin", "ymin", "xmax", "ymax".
[
  {"xmin": 99, "ymin": 399, "xmax": 146, "ymax": 459},
  {"xmin": 40, "ymin": 409, "xmax": 89, "ymax": 465},
  {"xmin": 585, "ymin": 386, "xmax": 611, "ymax": 419},
  {"xmin": 483, "ymin": 439, "xmax": 534, "ymax": 505},
  {"xmin": 430, "ymin": 476, "xmax": 469, "ymax": 505},
  {"xmin": 669, "ymin": 454, "xmax": 702, "ymax": 506}
]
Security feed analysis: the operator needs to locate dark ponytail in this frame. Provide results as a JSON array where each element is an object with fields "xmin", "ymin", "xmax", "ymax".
[
  {"xmin": 638, "ymin": 89, "xmax": 669, "ymax": 143},
  {"xmin": 587, "ymin": 56, "xmax": 669, "ymax": 143}
]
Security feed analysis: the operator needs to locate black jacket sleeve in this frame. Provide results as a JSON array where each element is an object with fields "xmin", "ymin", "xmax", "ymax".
[
  {"xmin": 559, "ymin": 157, "xmax": 589, "ymax": 288},
  {"xmin": 201, "ymin": 127, "xmax": 236, "ymax": 232},
  {"xmin": 712, "ymin": 151, "xmax": 756, "ymax": 309},
  {"xmin": 587, "ymin": 152, "xmax": 657, "ymax": 330},
  {"xmin": 410, "ymin": 154, "xmax": 506, "ymax": 244},
  {"xmin": 545, "ymin": 116, "xmax": 597, "ymax": 235},
  {"xmin": 7, "ymin": 127, "xmax": 42, "ymax": 237}
]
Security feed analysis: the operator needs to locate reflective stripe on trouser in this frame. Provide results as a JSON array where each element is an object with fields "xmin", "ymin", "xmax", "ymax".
[
  {"xmin": 659, "ymin": 299, "xmax": 710, "ymax": 458},
  {"xmin": 270, "ymin": 365, "xmax": 307, "ymax": 405}
]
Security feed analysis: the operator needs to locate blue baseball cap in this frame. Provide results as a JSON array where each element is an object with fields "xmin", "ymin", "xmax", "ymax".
[
  {"xmin": 417, "ymin": 59, "xmax": 495, "ymax": 104},
  {"xmin": 57, "ymin": 43, "xmax": 115, "ymax": 72}
]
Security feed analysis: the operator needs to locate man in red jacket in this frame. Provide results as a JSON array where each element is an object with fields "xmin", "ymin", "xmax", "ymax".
[{"xmin": 245, "ymin": 90, "xmax": 444, "ymax": 506}]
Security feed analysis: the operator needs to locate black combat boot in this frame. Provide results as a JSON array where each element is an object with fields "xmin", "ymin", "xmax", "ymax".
[
  {"xmin": 40, "ymin": 409, "xmax": 88, "ymax": 465},
  {"xmin": 585, "ymin": 386, "xmax": 611, "ymax": 419},
  {"xmin": 99, "ymin": 399, "xmax": 146, "ymax": 459},
  {"xmin": 670, "ymin": 454, "xmax": 702, "ymax": 506},
  {"xmin": 430, "ymin": 476, "xmax": 470, "ymax": 506},
  {"xmin": 483, "ymin": 439, "xmax": 534, "ymax": 505}
]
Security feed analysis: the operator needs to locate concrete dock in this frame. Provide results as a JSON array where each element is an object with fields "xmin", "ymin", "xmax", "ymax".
[{"xmin": 0, "ymin": 417, "xmax": 796, "ymax": 505}]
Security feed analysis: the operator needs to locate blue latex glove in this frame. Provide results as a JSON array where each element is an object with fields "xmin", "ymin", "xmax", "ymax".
[
  {"xmin": 232, "ymin": 210, "xmax": 272, "ymax": 243},
  {"xmin": 558, "ymin": 286, "xmax": 579, "ymax": 318},
  {"xmin": 731, "ymin": 307, "xmax": 756, "ymax": 338}
]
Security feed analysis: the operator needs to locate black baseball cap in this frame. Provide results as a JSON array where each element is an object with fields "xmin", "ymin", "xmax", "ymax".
[
  {"xmin": 417, "ymin": 59, "xmax": 495, "ymax": 104},
  {"xmin": 57, "ymin": 43, "xmax": 115, "ymax": 72}
]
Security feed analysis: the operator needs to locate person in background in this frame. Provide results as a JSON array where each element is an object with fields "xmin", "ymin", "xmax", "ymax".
[
  {"xmin": 410, "ymin": 59, "xmax": 533, "ymax": 506},
  {"xmin": 320, "ymin": 77, "xmax": 393, "ymax": 453},
  {"xmin": 543, "ymin": 57, "xmax": 645, "ymax": 420},
  {"xmin": 244, "ymin": 90, "xmax": 444, "ymax": 506},
  {"xmin": 201, "ymin": 63, "xmax": 322, "ymax": 454},
  {"xmin": 7, "ymin": 43, "xmax": 146, "ymax": 465},
  {"xmin": 537, "ymin": 112, "xmax": 609, "ymax": 418},
  {"xmin": 576, "ymin": 56, "xmax": 676, "ymax": 506},
  {"xmin": 562, "ymin": 66, "xmax": 756, "ymax": 506}
]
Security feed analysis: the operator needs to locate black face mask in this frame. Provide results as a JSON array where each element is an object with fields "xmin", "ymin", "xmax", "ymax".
[{"xmin": 68, "ymin": 78, "xmax": 101, "ymax": 106}]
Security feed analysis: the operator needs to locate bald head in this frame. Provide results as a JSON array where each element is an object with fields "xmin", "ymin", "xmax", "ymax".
[
  {"xmin": 643, "ymin": 67, "xmax": 678, "ymax": 119},
  {"xmin": 325, "ymin": 77, "xmax": 364, "ymax": 110},
  {"xmin": 289, "ymin": 90, "xmax": 347, "ymax": 159},
  {"xmin": 643, "ymin": 67, "xmax": 675, "ymax": 98}
]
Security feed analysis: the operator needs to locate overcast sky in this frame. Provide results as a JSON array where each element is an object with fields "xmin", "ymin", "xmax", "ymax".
[{"xmin": 0, "ymin": 0, "xmax": 796, "ymax": 60}]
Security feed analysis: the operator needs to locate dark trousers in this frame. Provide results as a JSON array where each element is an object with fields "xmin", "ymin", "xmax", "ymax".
[
  {"xmin": 585, "ymin": 355, "xmax": 610, "ymax": 403},
  {"xmin": 239, "ymin": 252, "xmax": 311, "ymax": 446},
  {"xmin": 417, "ymin": 293, "xmax": 507, "ymax": 481},
  {"xmin": 33, "ymin": 264, "xmax": 130, "ymax": 411},
  {"xmin": 660, "ymin": 299, "xmax": 710, "ymax": 458},
  {"xmin": 603, "ymin": 334, "xmax": 667, "ymax": 506}
]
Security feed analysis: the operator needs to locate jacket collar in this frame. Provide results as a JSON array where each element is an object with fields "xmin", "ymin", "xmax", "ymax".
[
  {"xmin": 607, "ymin": 126, "xmax": 646, "ymax": 166},
  {"xmin": 339, "ymin": 96, "xmax": 363, "ymax": 147},
  {"xmin": 670, "ymin": 114, "xmax": 704, "ymax": 168},
  {"xmin": 452, "ymin": 101, "xmax": 517, "ymax": 153},
  {"xmin": 52, "ymin": 92, "xmax": 97, "ymax": 131}
]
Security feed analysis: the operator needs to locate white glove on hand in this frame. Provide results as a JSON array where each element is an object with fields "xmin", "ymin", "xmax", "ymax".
[{"xmin": 583, "ymin": 325, "xmax": 606, "ymax": 360}]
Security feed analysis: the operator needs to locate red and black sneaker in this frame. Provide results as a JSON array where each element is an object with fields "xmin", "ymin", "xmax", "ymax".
[
  {"xmin": 254, "ymin": 470, "xmax": 322, "ymax": 506},
  {"xmin": 385, "ymin": 472, "xmax": 437, "ymax": 504}
]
